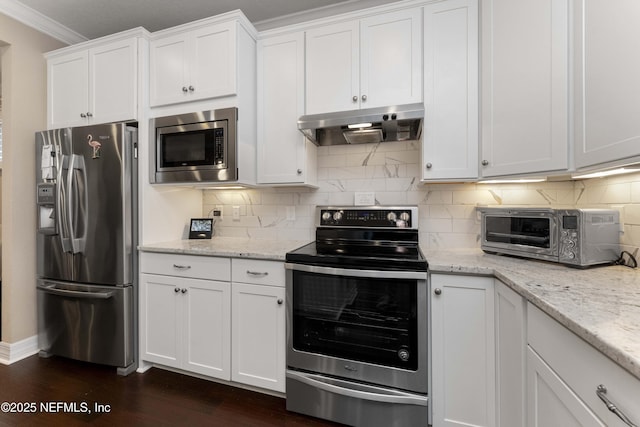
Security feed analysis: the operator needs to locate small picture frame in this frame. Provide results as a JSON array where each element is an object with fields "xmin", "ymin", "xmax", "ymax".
[{"xmin": 189, "ymin": 218, "xmax": 213, "ymax": 239}]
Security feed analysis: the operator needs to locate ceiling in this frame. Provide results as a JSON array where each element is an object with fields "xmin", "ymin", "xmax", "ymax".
[{"xmin": 14, "ymin": 0, "xmax": 400, "ymax": 41}]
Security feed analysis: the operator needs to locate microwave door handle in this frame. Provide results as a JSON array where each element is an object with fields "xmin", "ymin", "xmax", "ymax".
[
  {"xmin": 69, "ymin": 154, "xmax": 87, "ymax": 254},
  {"xmin": 57, "ymin": 154, "xmax": 73, "ymax": 253}
]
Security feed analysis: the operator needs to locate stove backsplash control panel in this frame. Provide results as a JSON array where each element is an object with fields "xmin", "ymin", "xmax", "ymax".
[{"xmin": 317, "ymin": 206, "xmax": 418, "ymax": 229}]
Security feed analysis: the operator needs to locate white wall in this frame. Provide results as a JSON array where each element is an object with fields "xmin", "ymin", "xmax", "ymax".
[{"xmin": 203, "ymin": 140, "xmax": 640, "ymax": 256}]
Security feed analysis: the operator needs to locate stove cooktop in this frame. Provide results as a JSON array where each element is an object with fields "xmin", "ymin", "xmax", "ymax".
[
  {"xmin": 286, "ymin": 206, "xmax": 427, "ymax": 272},
  {"xmin": 285, "ymin": 239, "xmax": 428, "ymax": 271}
]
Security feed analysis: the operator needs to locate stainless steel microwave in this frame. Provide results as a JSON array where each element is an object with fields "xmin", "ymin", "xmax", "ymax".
[
  {"xmin": 478, "ymin": 207, "xmax": 620, "ymax": 267},
  {"xmin": 150, "ymin": 107, "xmax": 238, "ymax": 184}
]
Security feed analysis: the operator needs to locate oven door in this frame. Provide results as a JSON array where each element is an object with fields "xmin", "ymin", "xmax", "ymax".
[
  {"xmin": 285, "ymin": 263, "xmax": 428, "ymax": 394},
  {"xmin": 481, "ymin": 209, "xmax": 558, "ymax": 261}
]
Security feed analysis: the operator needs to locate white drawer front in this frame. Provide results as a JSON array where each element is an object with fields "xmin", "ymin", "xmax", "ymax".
[
  {"xmin": 140, "ymin": 252, "xmax": 231, "ymax": 281},
  {"xmin": 528, "ymin": 304, "xmax": 640, "ymax": 427},
  {"xmin": 231, "ymin": 259, "xmax": 285, "ymax": 287}
]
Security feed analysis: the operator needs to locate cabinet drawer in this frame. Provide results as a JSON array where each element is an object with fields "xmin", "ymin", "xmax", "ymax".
[
  {"xmin": 231, "ymin": 259, "xmax": 285, "ymax": 287},
  {"xmin": 528, "ymin": 304, "xmax": 640, "ymax": 427},
  {"xmin": 140, "ymin": 252, "xmax": 230, "ymax": 281}
]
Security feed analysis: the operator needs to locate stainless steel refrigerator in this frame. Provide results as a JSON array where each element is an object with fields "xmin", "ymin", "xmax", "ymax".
[{"xmin": 35, "ymin": 123, "xmax": 137, "ymax": 375}]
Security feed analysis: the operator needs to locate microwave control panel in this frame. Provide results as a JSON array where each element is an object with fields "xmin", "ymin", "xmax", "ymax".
[{"xmin": 213, "ymin": 128, "xmax": 225, "ymax": 165}]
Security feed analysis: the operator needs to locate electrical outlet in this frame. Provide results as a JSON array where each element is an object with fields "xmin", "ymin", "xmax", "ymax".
[
  {"xmin": 213, "ymin": 205, "xmax": 224, "ymax": 220},
  {"xmin": 232, "ymin": 206, "xmax": 241, "ymax": 220}
]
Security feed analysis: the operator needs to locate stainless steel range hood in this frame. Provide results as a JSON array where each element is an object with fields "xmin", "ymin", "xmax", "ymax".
[{"xmin": 298, "ymin": 103, "xmax": 424, "ymax": 146}]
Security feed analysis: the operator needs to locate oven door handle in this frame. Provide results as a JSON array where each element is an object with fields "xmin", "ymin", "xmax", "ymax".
[
  {"xmin": 284, "ymin": 263, "xmax": 427, "ymax": 280},
  {"xmin": 286, "ymin": 370, "xmax": 429, "ymax": 406}
]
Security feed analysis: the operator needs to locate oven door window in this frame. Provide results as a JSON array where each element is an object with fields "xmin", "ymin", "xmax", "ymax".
[
  {"xmin": 292, "ymin": 270, "xmax": 418, "ymax": 370},
  {"xmin": 485, "ymin": 216, "xmax": 551, "ymax": 248},
  {"xmin": 158, "ymin": 123, "xmax": 226, "ymax": 169}
]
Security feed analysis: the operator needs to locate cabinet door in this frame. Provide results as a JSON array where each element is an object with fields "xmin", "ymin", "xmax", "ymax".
[
  {"xmin": 257, "ymin": 33, "xmax": 316, "ymax": 185},
  {"xmin": 189, "ymin": 22, "xmax": 237, "ymax": 101},
  {"xmin": 527, "ymin": 347, "xmax": 605, "ymax": 427},
  {"xmin": 140, "ymin": 274, "xmax": 181, "ymax": 368},
  {"xmin": 305, "ymin": 20, "xmax": 360, "ymax": 114},
  {"xmin": 495, "ymin": 281, "xmax": 525, "ymax": 427},
  {"xmin": 431, "ymin": 274, "xmax": 495, "ymax": 427},
  {"xmin": 231, "ymin": 283, "xmax": 286, "ymax": 392},
  {"xmin": 422, "ymin": 0, "xmax": 478, "ymax": 181},
  {"xmin": 182, "ymin": 278, "xmax": 231, "ymax": 380},
  {"xmin": 574, "ymin": 0, "xmax": 640, "ymax": 169},
  {"xmin": 360, "ymin": 8, "xmax": 423, "ymax": 109},
  {"xmin": 149, "ymin": 33, "xmax": 189, "ymax": 106},
  {"xmin": 481, "ymin": 0, "xmax": 569, "ymax": 177},
  {"xmin": 48, "ymin": 51, "xmax": 89, "ymax": 128},
  {"xmin": 89, "ymin": 38, "xmax": 137, "ymax": 124}
]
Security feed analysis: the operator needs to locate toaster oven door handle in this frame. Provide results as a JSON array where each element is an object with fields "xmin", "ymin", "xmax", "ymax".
[
  {"xmin": 486, "ymin": 231, "xmax": 549, "ymax": 244},
  {"xmin": 287, "ymin": 370, "xmax": 429, "ymax": 406},
  {"xmin": 284, "ymin": 263, "xmax": 427, "ymax": 280}
]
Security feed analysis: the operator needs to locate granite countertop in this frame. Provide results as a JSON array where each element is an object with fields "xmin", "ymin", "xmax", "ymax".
[
  {"xmin": 138, "ymin": 237, "xmax": 310, "ymax": 261},
  {"xmin": 425, "ymin": 248, "xmax": 640, "ymax": 381}
]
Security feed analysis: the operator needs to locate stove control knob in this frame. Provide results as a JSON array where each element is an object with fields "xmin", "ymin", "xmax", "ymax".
[
  {"xmin": 399, "ymin": 212, "xmax": 410, "ymax": 222},
  {"xmin": 398, "ymin": 347, "xmax": 410, "ymax": 362},
  {"xmin": 387, "ymin": 212, "xmax": 397, "ymax": 221},
  {"xmin": 321, "ymin": 212, "xmax": 332, "ymax": 221},
  {"xmin": 333, "ymin": 211, "xmax": 343, "ymax": 221}
]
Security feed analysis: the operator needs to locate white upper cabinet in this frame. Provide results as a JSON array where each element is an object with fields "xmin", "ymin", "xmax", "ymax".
[
  {"xmin": 150, "ymin": 20, "xmax": 238, "ymax": 107},
  {"xmin": 305, "ymin": 7, "xmax": 422, "ymax": 115},
  {"xmin": 480, "ymin": 0, "xmax": 569, "ymax": 177},
  {"xmin": 573, "ymin": 0, "xmax": 640, "ymax": 170},
  {"xmin": 47, "ymin": 34, "xmax": 140, "ymax": 128},
  {"xmin": 422, "ymin": 0, "xmax": 479, "ymax": 181},
  {"xmin": 257, "ymin": 32, "xmax": 317, "ymax": 186}
]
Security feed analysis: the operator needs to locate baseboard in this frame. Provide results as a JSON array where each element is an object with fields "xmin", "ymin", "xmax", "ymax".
[{"xmin": 0, "ymin": 335, "xmax": 39, "ymax": 365}]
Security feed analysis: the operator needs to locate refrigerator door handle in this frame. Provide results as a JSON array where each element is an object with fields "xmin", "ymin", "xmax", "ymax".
[
  {"xmin": 68, "ymin": 154, "xmax": 88, "ymax": 254},
  {"xmin": 37, "ymin": 282, "xmax": 115, "ymax": 299},
  {"xmin": 57, "ymin": 154, "xmax": 73, "ymax": 253}
]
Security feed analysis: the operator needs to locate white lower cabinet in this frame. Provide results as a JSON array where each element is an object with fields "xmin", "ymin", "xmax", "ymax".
[
  {"xmin": 231, "ymin": 282, "xmax": 285, "ymax": 392},
  {"xmin": 231, "ymin": 258, "xmax": 286, "ymax": 393},
  {"xmin": 495, "ymin": 281, "xmax": 526, "ymax": 427},
  {"xmin": 140, "ymin": 253, "xmax": 285, "ymax": 393},
  {"xmin": 431, "ymin": 274, "xmax": 496, "ymax": 427},
  {"xmin": 527, "ymin": 303, "xmax": 640, "ymax": 427},
  {"xmin": 527, "ymin": 346, "xmax": 603, "ymax": 426},
  {"xmin": 141, "ymin": 274, "xmax": 231, "ymax": 379}
]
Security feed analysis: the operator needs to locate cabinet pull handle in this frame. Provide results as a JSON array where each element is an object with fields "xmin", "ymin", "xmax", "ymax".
[
  {"xmin": 596, "ymin": 384, "xmax": 638, "ymax": 427},
  {"xmin": 86, "ymin": 112, "xmax": 93, "ymax": 118},
  {"xmin": 481, "ymin": 160, "xmax": 489, "ymax": 166},
  {"xmin": 426, "ymin": 163, "xmax": 433, "ymax": 169},
  {"xmin": 173, "ymin": 264, "xmax": 191, "ymax": 270},
  {"xmin": 246, "ymin": 270, "xmax": 269, "ymax": 277},
  {"xmin": 80, "ymin": 113, "xmax": 87, "ymax": 118},
  {"xmin": 181, "ymin": 288, "xmax": 188, "ymax": 294},
  {"xmin": 277, "ymin": 299, "xmax": 283, "ymax": 305},
  {"xmin": 352, "ymin": 95, "xmax": 358, "ymax": 102},
  {"xmin": 182, "ymin": 86, "xmax": 188, "ymax": 93},
  {"xmin": 434, "ymin": 288, "xmax": 442, "ymax": 295},
  {"xmin": 188, "ymin": 86, "xmax": 195, "ymax": 92},
  {"xmin": 361, "ymin": 94, "xmax": 367, "ymax": 102},
  {"xmin": 174, "ymin": 287, "xmax": 180, "ymax": 293}
]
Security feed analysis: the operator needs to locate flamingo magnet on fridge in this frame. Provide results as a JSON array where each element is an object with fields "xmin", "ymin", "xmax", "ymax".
[{"xmin": 87, "ymin": 134, "xmax": 101, "ymax": 159}]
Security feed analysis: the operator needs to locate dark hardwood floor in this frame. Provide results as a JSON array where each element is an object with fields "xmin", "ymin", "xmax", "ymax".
[{"xmin": 0, "ymin": 355, "xmax": 343, "ymax": 427}]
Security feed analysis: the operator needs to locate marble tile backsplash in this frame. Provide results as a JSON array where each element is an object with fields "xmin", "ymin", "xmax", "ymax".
[{"xmin": 203, "ymin": 140, "xmax": 640, "ymax": 256}]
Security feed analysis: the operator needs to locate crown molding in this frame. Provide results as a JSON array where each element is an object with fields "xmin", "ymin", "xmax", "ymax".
[{"xmin": 0, "ymin": 0, "xmax": 87, "ymax": 45}]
